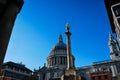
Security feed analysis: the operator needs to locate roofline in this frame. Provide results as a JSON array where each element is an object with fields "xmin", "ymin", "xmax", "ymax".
[{"xmin": 3, "ymin": 61, "xmax": 32, "ymax": 72}]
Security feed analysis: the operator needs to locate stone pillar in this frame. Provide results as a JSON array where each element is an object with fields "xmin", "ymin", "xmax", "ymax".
[
  {"xmin": 50, "ymin": 58, "xmax": 52, "ymax": 66},
  {"xmin": 65, "ymin": 23, "xmax": 74, "ymax": 69},
  {"xmin": 0, "ymin": 0, "xmax": 24, "ymax": 75},
  {"xmin": 111, "ymin": 64, "xmax": 118, "ymax": 77},
  {"xmin": 38, "ymin": 74, "xmax": 40, "ymax": 80},
  {"xmin": 51, "ymin": 58, "xmax": 53, "ymax": 66},
  {"xmin": 64, "ymin": 23, "xmax": 78, "ymax": 79},
  {"xmin": 48, "ymin": 59, "xmax": 50, "ymax": 67},
  {"xmin": 114, "ymin": 65, "xmax": 118, "ymax": 75}
]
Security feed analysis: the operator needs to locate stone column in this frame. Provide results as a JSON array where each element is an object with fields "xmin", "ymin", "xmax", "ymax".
[
  {"xmin": 50, "ymin": 58, "xmax": 52, "ymax": 66},
  {"xmin": 111, "ymin": 64, "xmax": 118, "ymax": 77},
  {"xmin": 0, "ymin": 0, "xmax": 24, "ymax": 75},
  {"xmin": 65, "ymin": 23, "xmax": 74, "ymax": 69},
  {"xmin": 52, "ymin": 58, "xmax": 53, "ymax": 66},
  {"xmin": 37, "ymin": 74, "xmax": 40, "ymax": 80},
  {"xmin": 48, "ymin": 59, "xmax": 50, "ymax": 67}
]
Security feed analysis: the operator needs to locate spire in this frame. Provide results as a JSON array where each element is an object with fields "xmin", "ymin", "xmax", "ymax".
[{"xmin": 59, "ymin": 33, "xmax": 63, "ymax": 42}]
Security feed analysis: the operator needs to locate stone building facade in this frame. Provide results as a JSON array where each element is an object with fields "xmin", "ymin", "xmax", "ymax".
[
  {"xmin": 0, "ymin": 61, "xmax": 32, "ymax": 80},
  {"xmin": 77, "ymin": 34, "xmax": 120, "ymax": 80},
  {"xmin": 90, "ymin": 71, "xmax": 112, "ymax": 80}
]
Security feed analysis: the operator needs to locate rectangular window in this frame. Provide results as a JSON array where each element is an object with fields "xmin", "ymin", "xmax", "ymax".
[
  {"xmin": 112, "ymin": 4, "xmax": 120, "ymax": 17},
  {"xmin": 14, "ymin": 67, "xmax": 19, "ymax": 71},
  {"xmin": 118, "ymin": 18, "xmax": 120, "ymax": 27},
  {"xmin": 8, "ymin": 66, "xmax": 13, "ymax": 70}
]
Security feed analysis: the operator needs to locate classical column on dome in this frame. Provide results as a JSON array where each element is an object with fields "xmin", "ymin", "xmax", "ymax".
[
  {"xmin": 51, "ymin": 58, "xmax": 52, "ymax": 66},
  {"xmin": 48, "ymin": 59, "xmax": 50, "ymax": 67},
  {"xmin": 50, "ymin": 58, "xmax": 51, "ymax": 66},
  {"xmin": 52, "ymin": 58, "xmax": 53, "ymax": 66}
]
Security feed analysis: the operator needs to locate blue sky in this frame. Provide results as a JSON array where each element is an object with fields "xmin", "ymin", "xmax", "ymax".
[{"xmin": 4, "ymin": 0, "xmax": 113, "ymax": 70}]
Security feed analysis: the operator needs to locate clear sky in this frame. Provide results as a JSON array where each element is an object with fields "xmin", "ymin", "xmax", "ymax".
[{"xmin": 4, "ymin": 0, "xmax": 113, "ymax": 70}]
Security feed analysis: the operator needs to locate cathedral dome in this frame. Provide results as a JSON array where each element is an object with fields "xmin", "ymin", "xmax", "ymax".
[
  {"xmin": 49, "ymin": 34, "xmax": 67, "ymax": 56},
  {"xmin": 53, "ymin": 37, "xmax": 67, "ymax": 51},
  {"xmin": 47, "ymin": 34, "xmax": 67, "ymax": 69}
]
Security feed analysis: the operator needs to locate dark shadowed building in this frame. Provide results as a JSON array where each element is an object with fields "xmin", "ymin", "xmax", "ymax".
[
  {"xmin": 0, "ymin": 61, "xmax": 32, "ymax": 80},
  {"xmin": 0, "ymin": 0, "xmax": 24, "ymax": 74}
]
